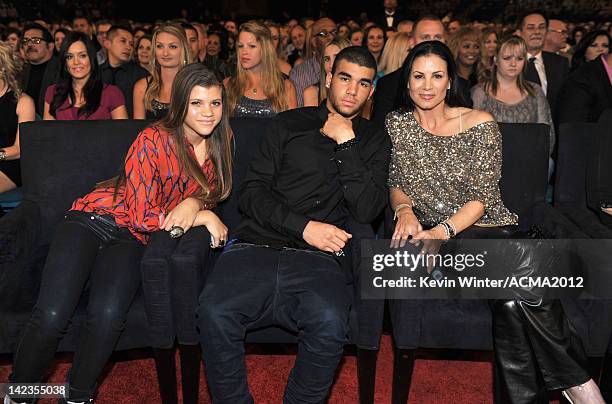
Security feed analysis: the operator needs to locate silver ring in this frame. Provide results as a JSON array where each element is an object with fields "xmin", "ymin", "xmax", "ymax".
[
  {"xmin": 334, "ymin": 249, "xmax": 345, "ymax": 257},
  {"xmin": 169, "ymin": 226, "xmax": 185, "ymax": 239}
]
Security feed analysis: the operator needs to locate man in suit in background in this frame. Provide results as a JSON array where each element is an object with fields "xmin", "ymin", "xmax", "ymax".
[
  {"xmin": 519, "ymin": 11, "xmax": 569, "ymax": 122},
  {"xmin": 557, "ymin": 52, "xmax": 612, "ymax": 124},
  {"xmin": 371, "ymin": 15, "xmax": 445, "ymax": 126},
  {"xmin": 373, "ymin": 0, "xmax": 407, "ymax": 30}
]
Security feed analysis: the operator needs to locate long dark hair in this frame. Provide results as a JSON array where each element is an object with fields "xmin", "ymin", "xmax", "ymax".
[
  {"xmin": 571, "ymin": 30, "xmax": 611, "ymax": 72},
  {"xmin": 397, "ymin": 40, "xmax": 466, "ymax": 111},
  {"xmin": 50, "ymin": 31, "xmax": 103, "ymax": 118},
  {"xmin": 100, "ymin": 64, "xmax": 233, "ymax": 205}
]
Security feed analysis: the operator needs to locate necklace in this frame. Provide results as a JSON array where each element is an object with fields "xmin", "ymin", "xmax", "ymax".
[{"xmin": 251, "ymin": 87, "xmax": 258, "ymax": 94}]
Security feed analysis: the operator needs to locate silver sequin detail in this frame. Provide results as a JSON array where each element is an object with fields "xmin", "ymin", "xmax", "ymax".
[
  {"xmin": 233, "ymin": 96, "xmax": 276, "ymax": 118},
  {"xmin": 386, "ymin": 109, "xmax": 518, "ymax": 227}
]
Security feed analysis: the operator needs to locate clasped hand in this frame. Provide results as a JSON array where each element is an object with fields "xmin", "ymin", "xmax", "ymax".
[
  {"xmin": 320, "ymin": 112, "xmax": 355, "ymax": 144},
  {"xmin": 303, "ymin": 220, "xmax": 352, "ymax": 254}
]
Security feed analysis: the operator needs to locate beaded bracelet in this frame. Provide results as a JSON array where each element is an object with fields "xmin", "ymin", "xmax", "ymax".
[{"xmin": 334, "ymin": 137, "xmax": 360, "ymax": 152}]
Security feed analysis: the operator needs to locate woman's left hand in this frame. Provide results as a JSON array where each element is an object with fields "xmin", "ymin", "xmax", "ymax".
[
  {"xmin": 160, "ymin": 198, "xmax": 201, "ymax": 233},
  {"xmin": 411, "ymin": 227, "xmax": 447, "ymax": 271}
]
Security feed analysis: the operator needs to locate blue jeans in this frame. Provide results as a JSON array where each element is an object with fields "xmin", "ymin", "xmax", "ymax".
[{"xmin": 197, "ymin": 243, "xmax": 352, "ymax": 404}]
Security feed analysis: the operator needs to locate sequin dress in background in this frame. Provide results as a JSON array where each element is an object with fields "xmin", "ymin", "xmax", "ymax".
[
  {"xmin": 386, "ymin": 109, "xmax": 518, "ymax": 227},
  {"xmin": 232, "ymin": 95, "xmax": 276, "ymax": 118}
]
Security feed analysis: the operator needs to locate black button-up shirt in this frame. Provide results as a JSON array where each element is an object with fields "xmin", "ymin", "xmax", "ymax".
[
  {"xmin": 234, "ymin": 104, "xmax": 391, "ymax": 250},
  {"xmin": 99, "ymin": 61, "xmax": 149, "ymax": 118}
]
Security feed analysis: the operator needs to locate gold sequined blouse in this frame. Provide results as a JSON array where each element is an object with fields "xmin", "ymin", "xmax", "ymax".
[{"xmin": 386, "ymin": 109, "xmax": 518, "ymax": 227}]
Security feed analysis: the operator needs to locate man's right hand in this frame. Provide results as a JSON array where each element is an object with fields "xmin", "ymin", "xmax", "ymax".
[{"xmin": 303, "ymin": 220, "xmax": 352, "ymax": 253}]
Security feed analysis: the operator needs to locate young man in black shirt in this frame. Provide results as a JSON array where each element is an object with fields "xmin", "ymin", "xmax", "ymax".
[{"xmin": 197, "ymin": 46, "xmax": 391, "ymax": 403}]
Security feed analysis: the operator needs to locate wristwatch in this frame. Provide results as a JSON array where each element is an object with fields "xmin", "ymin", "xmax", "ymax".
[{"xmin": 0, "ymin": 150, "xmax": 6, "ymax": 161}]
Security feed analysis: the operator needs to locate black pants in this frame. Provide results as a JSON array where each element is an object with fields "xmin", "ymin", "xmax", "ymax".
[
  {"xmin": 10, "ymin": 211, "xmax": 143, "ymax": 402},
  {"xmin": 197, "ymin": 243, "xmax": 352, "ymax": 404}
]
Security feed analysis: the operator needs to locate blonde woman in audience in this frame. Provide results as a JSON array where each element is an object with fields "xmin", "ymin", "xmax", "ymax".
[
  {"xmin": 303, "ymin": 37, "xmax": 351, "ymax": 106},
  {"xmin": 133, "ymin": 23, "xmax": 193, "ymax": 119},
  {"xmin": 377, "ymin": 31, "xmax": 411, "ymax": 79},
  {"xmin": 0, "ymin": 42, "xmax": 35, "ymax": 194},
  {"xmin": 225, "ymin": 20, "xmax": 296, "ymax": 118},
  {"xmin": 480, "ymin": 28, "xmax": 498, "ymax": 71}
]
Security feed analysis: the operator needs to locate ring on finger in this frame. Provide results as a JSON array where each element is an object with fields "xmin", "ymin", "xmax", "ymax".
[{"xmin": 169, "ymin": 226, "xmax": 185, "ymax": 239}]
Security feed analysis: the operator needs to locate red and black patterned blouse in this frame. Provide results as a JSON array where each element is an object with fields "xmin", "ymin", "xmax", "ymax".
[{"xmin": 72, "ymin": 126, "xmax": 216, "ymax": 244}]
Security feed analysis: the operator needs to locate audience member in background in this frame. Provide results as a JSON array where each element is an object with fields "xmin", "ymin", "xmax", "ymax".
[
  {"xmin": 2, "ymin": 27, "xmax": 20, "ymax": 52},
  {"xmin": 136, "ymin": 35, "xmax": 153, "ymax": 72},
  {"xmin": 337, "ymin": 24, "xmax": 350, "ymax": 39},
  {"xmin": 303, "ymin": 37, "xmax": 351, "ymax": 106},
  {"xmin": 287, "ymin": 25, "xmax": 306, "ymax": 66},
  {"xmin": 53, "ymin": 28, "xmax": 68, "ymax": 56},
  {"xmin": 570, "ymin": 26, "xmax": 586, "ymax": 48},
  {"xmin": 374, "ymin": 0, "xmax": 406, "ymax": 30},
  {"xmin": 480, "ymin": 27, "xmax": 498, "ymax": 71},
  {"xmin": 5, "ymin": 63, "xmax": 232, "ymax": 404},
  {"xmin": 377, "ymin": 31, "xmax": 411, "ymax": 78},
  {"xmin": 363, "ymin": 25, "xmax": 385, "ymax": 64},
  {"xmin": 134, "ymin": 23, "xmax": 192, "ymax": 120},
  {"xmin": 397, "ymin": 20, "xmax": 414, "ymax": 35},
  {"xmin": 44, "ymin": 32, "xmax": 127, "ymax": 120},
  {"xmin": 448, "ymin": 27, "xmax": 481, "ymax": 106},
  {"xmin": 544, "ymin": 19, "xmax": 569, "ymax": 56},
  {"xmin": 95, "ymin": 19, "xmax": 113, "ymax": 64},
  {"xmin": 570, "ymin": 30, "xmax": 610, "ymax": 72},
  {"xmin": 180, "ymin": 22, "xmax": 199, "ymax": 62},
  {"xmin": 224, "ymin": 20, "xmax": 237, "ymax": 35},
  {"xmin": 20, "ymin": 23, "xmax": 59, "ymax": 117},
  {"xmin": 133, "ymin": 28, "xmax": 147, "ymax": 44},
  {"xmin": 349, "ymin": 28, "xmax": 364, "ymax": 46},
  {"xmin": 193, "ymin": 22, "xmax": 208, "ymax": 63},
  {"xmin": 371, "ymin": 14, "xmax": 446, "ymax": 126},
  {"xmin": 289, "ymin": 17, "xmax": 336, "ymax": 106},
  {"xmin": 558, "ymin": 50, "xmax": 612, "ymax": 123},
  {"xmin": 100, "ymin": 25, "xmax": 148, "ymax": 118},
  {"xmin": 73, "ymin": 16, "xmax": 94, "ymax": 39},
  {"xmin": 471, "ymin": 36, "xmax": 555, "ymax": 172},
  {"xmin": 203, "ymin": 30, "xmax": 232, "ymax": 79},
  {"xmin": 265, "ymin": 22, "xmax": 292, "ymax": 75},
  {"xmin": 518, "ymin": 11, "xmax": 569, "ymax": 121},
  {"xmin": 225, "ymin": 20, "xmax": 296, "ymax": 118},
  {"xmin": 447, "ymin": 19, "xmax": 461, "ymax": 35},
  {"xmin": 139, "ymin": 63, "xmax": 233, "ymax": 404},
  {"xmin": 0, "ymin": 42, "xmax": 35, "ymax": 195},
  {"xmin": 388, "ymin": 39, "xmax": 604, "ymax": 404}
]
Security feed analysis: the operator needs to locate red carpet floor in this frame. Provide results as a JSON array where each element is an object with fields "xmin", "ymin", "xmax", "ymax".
[{"xmin": 0, "ymin": 335, "xmax": 562, "ymax": 403}]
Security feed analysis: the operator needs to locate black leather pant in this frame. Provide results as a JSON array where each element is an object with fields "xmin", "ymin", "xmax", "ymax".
[
  {"xmin": 459, "ymin": 226, "xmax": 590, "ymax": 403},
  {"xmin": 9, "ymin": 211, "xmax": 143, "ymax": 402}
]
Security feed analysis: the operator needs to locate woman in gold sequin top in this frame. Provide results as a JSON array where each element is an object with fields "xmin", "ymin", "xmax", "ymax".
[{"xmin": 385, "ymin": 41, "xmax": 604, "ymax": 404}]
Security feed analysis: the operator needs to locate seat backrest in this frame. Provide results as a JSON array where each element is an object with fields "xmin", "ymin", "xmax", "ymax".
[
  {"xmin": 498, "ymin": 122, "xmax": 550, "ymax": 230},
  {"xmin": 554, "ymin": 122, "xmax": 597, "ymax": 207},
  {"xmin": 220, "ymin": 117, "xmax": 274, "ymax": 233},
  {"xmin": 20, "ymin": 120, "xmax": 150, "ymax": 245}
]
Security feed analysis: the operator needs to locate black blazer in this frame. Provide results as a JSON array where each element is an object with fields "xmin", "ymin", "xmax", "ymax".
[
  {"xmin": 372, "ymin": 9, "xmax": 408, "ymax": 29},
  {"xmin": 371, "ymin": 68, "xmax": 402, "ymax": 127},
  {"xmin": 557, "ymin": 57, "xmax": 612, "ymax": 124},
  {"xmin": 20, "ymin": 56, "xmax": 60, "ymax": 117},
  {"xmin": 524, "ymin": 51, "xmax": 569, "ymax": 120}
]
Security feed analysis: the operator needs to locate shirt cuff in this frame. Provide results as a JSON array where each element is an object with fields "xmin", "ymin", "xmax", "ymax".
[{"xmin": 282, "ymin": 211, "xmax": 311, "ymax": 240}]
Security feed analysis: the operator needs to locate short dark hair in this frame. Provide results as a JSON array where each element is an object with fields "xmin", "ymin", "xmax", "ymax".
[
  {"xmin": 331, "ymin": 46, "xmax": 377, "ymax": 76},
  {"xmin": 106, "ymin": 25, "xmax": 133, "ymax": 40},
  {"xmin": 180, "ymin": 22, "xmax": 198, "ymax": 37},
  {"xmin": 518, "ymin": 10, "xmax": 549, "ymax": 30},
  {"xmin": 95, "ymin": 19, "xmax": 113, "ymax": 30},
  {"xmin": 21, "ymin": 23, "xmax": 53, "ymax": 43},
  {"xmin": 397, "ymin": 41, "xmax": 467, "ymax": 111}
]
